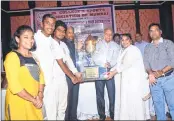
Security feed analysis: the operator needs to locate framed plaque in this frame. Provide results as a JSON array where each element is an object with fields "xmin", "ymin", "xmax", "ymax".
[
  {"xmin": 83, "ymin": 66, "xmax": 108, "ymax": 81},
  {"xmin": 84, "ymin": 66, "xmax": 99, "ymax": 79},
  {"xmin": 74, "ymin": 23, "xmax": 108, "ymax": 81}
]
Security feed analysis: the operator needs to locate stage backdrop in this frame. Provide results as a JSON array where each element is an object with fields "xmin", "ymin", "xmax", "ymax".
[{"xmin": 31, "ymin": 4, "xmax": 116, "ymax": 33}]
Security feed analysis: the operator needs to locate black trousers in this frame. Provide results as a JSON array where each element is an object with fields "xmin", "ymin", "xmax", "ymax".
[
  {"xmin": 95, "ymin": 78, "xmax": 115, "ymax": 119},
  {"xmin": 65, "ymin": 76, "xmax": 79, "ymax": 120}
]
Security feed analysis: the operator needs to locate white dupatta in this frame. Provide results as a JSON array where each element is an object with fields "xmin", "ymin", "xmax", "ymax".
[{"xmin": 112, "ymin": 45, "xmax": 150, "ymax": 100}]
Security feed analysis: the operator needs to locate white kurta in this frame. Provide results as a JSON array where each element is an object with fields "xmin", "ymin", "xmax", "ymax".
[
  {"xmin": 111, "ymin": 45, "xmax": 150, "ymax": 120},
  {"xmin": 33, "ymin": 30, "xmax": 55, "ymax": 86},
  {"xmin": 33, "ymin": 30, "xmax": 56, "ymax": 120}
]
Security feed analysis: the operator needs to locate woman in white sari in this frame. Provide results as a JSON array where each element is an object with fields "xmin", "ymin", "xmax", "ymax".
[{"xmin": 107, "ymin": 33, "xmax": 150, "ymax": 120}]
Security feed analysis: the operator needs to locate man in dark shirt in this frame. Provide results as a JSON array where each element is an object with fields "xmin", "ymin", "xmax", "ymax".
[{"xmin": 63, "ymin": 26, "xmax": 79, "ymax": 120}]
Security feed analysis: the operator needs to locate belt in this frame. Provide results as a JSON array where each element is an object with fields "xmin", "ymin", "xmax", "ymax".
[{"xmin": 159, "ymin": 69, "xmax": 173, "ymax": 78}]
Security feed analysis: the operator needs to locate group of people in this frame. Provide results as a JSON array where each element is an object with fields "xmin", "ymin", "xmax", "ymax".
[{"xmin": 3, "ymin": 13, "xmax": 174, "ymax": 120}]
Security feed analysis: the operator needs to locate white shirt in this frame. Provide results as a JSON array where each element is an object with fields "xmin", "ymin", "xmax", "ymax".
[
  {"xmin": 93, "ymin": 40, "xmax": 120, "ymax": 68},
  {"xmin": 51, "ymin": 39, "xmax": 78, "ymax": 79},
  {"xmin": 58, "ymin": 41, "xmax": 78, "ymax": 74},
  {"xmin": 50, "ymin": 38, "xmax": 65, "ymax": 79},
  {"xmin": 33, "ymin": 30, "xmax": 55, "ymax": 85},
  {"xmin": 134, "ymin": 40, "xmax": 149, "ymax": 57}
]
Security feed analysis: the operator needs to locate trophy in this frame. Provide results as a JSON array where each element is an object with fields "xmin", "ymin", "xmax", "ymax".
[
  {"xmin": 84, "ymin": 34, "xmax": 96, "ymax": 66},
  {"xmin": 83, "ymin": 34, "xmax": 108, "ymax": 81},
  {"xmin": 74, "ymin": 23, "xmax": 107, "ymax": 81}
]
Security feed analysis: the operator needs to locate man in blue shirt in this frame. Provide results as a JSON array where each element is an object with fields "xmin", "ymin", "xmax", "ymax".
[{"xmin": 134, "ymin": 33, "xmax": 149, "ymax": 56}]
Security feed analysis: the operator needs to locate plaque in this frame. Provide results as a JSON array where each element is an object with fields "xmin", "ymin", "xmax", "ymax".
[
  {"xmin": 85, "ymin": 66, "xmax": 99, "ymax": 79},
  {"xmin": 83, "ymin": 66, "xmax": 108, "ymax": 81}
]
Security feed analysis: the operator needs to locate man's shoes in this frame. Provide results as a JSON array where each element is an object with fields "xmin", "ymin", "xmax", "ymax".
[
  {"xmin": 99, "ymin": 116, "xmax": 106, "ymax": 121},
  {"xmin": 106, "ymin": 117, "xmax": 114, "ymax": 120},
  {"xmin": 166, "ymin": 112, "xmax": 172, "ymax": 119},
  {"xmin": 109, "ymin": 116, "xmax": 114, "ymax": 120}
]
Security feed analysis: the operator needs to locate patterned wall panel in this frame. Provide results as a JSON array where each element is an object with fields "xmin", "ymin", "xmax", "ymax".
[
  {"xmin": 35, "ymin": 1, "xmax": 57, "ymax": 8},
  {"xmin": 11, "ymin": 16, "xmax": 31, "ymax": 36},
  {"xmin": 87, "ymin": 1, "xmax": 109, "ymax": 5},
  {"xmin": 172, "ymin": 5, "xmax": 174, "ymax": 39},
  {"xmin": 61, "ymin": 1, "xmax": 83, "ymax": 6},
  {"xmin": 10, "ymin": 1, "xmax": 29, "ymax": 10},
  {"xmin": 139, "ymin": 9, "xmax": 160, "ymax": 42},
  {"xmin": 115, "ymin": 10, "xmax": 136, "ymax": 41}
]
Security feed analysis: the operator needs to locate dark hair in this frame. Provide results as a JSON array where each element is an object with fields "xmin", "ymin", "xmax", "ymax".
[
  {"xmin": 148, "ymin": 23, "xmax": 162, "ymax": 31},
  {"xmin": 42, "ymin": 14, "xmax": 56, "ymax": 22},
  {"xmin": 121, "ymin": 33, "xmax": 132, "ymax": 40},
  {"xmin": 52, "ymin": 20, "xmax": 67, "ymax": 37},
  {"xmin": 55, "ymin": 20, "xmax": 67, "ymax": 31},
  {"xmin": 10, "ymin": 25, "xmax": 36, "ymax": 51},
  {"xmin": 136, "ymin": 32, "xmax": 142, "ymax": 36},
  {"xmin": 113, "ymin": 33, "xmax": 120, "ymax": 40}
]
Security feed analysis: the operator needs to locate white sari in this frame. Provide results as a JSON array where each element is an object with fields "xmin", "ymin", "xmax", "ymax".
[{"xmin": 112, "ymin": 45, "xmax": 150, "ymax": 120}]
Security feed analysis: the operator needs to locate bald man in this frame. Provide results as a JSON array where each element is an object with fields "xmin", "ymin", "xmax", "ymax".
[
  {"xmin": 62, "ymin": 26, "xmax": 80, "ymax": 120},
  {"xmin": 93, "ymin": 28, "xmax": 120, "ymax": 120}
]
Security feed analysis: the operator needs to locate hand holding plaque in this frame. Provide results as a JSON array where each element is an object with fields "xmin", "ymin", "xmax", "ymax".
[{"xmin": 75, "ymin": 72, "xmax": 83, "ymax": 83}]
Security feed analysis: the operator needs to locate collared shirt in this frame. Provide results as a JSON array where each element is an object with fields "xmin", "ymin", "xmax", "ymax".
[
  {"xmin": 50, "ymin": 38, "xmax": 65, "ymax": 79},
  {"xmin": 51, "ymin": 39, "xmax": 78, "ymax": 77},
  {"xmin": 33, "ymin": 30, "xmax": 55, "ymax": 85},
  {"xmin": 144, "ymin": 37, "xmax": 174, "ymax": 73},
  {"xmin": 93, "ymin": 40, "xmax": 120, "ymax": 68},
  {"xmin": 134, "ymin": 40, "xmax": 149, "ymax": 57},
  {"xmin": 59, "ymin": 40, "xmax": 78, "ymax": 74}
]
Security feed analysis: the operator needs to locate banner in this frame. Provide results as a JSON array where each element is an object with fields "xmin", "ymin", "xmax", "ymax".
[{"xmin": 31, "ymin": 4, "xmax": 116, "ymax": 33}]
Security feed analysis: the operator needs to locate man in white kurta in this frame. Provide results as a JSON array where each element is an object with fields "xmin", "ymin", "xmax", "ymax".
[{"xmin": 33, "ymin": 14, "xmax": 57, "ymax": 120}]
